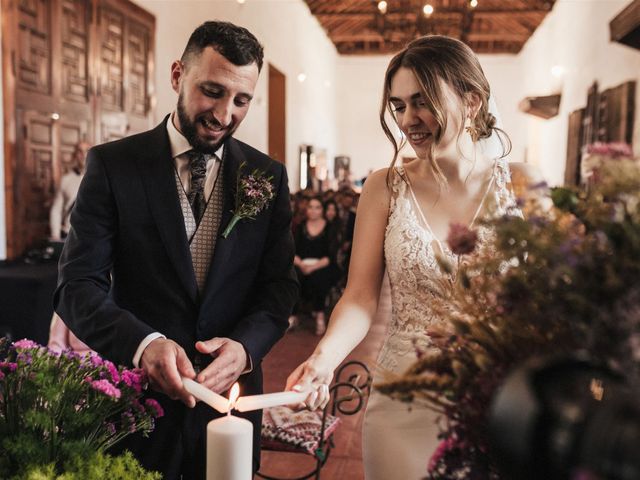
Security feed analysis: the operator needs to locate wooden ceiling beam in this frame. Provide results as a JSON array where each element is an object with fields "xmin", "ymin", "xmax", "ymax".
[
  {"xmin": 332, "ymin": 33, "xmax": 385, "ymax": 42},
  {"xmin": 315, "ymin": 9, "xmax": 550, "ymax": 21},
  {"xmin": 332, "ymin": 31, "xmax": 529, "ymax": 43},
  {"xmin": 467, "ymin": 32, "xmax": 530, "ymax": 42}
]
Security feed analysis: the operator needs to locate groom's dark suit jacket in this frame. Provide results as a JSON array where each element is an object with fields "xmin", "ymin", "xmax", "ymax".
[{"xmin": 54, "ymin": 117, "xmax": 298, "ymax": 476}]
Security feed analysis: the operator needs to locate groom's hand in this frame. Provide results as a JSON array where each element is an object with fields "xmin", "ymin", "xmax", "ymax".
[
  {"xmin": 195, "ymin": 338, "xmax": 248, "ymax": 394},
  {"xmin": 140, "ymin": 338, "xmax": 197, "ymax": 407}
]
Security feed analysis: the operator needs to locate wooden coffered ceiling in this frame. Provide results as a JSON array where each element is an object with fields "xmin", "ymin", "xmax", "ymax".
[{"xmin": 304, "ymin": 0, "xmax": 556, "ymax": 55}]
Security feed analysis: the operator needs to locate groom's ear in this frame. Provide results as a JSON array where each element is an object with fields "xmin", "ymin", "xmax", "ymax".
[
  {"xmin": 464, "ymin": 92, "xmax": 482, "ymax": 120},
  {"xmin": 171, "ymin": 60, "xmax": 185, "ymax": 94}
]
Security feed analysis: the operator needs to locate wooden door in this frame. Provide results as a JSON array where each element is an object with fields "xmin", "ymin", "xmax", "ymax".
[
  {"xmin": 268, "ymin": 63, "xmax": 286, "ymax": 164},
  {"xmin": 2, "ymin": 0, "xmax": 155, "ymax": 258},
  {"xmin": 565, "ymin": 108, "xmax": 584, "ymax": 186}
]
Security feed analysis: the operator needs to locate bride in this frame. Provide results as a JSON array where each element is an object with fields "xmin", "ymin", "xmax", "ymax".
[{"xmin": 286, "ymin": 35, "xmax": 544, "ymax": 479}]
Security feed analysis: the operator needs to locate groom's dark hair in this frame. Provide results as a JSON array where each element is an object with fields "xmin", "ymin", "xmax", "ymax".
[{"xmin": 181, "ymin": 21, "xmax": 264, "ymax": 72}]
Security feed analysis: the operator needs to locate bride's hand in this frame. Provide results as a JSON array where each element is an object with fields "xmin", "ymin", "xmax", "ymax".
[{"xmin": 285, "ymin": 354, "xmax": 334, "ymax": 411}]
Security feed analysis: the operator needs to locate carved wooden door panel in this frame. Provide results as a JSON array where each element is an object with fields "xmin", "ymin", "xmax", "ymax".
[
  {"xmin": 14, "ymin": 110, "xmax": 90, "ymax": 249},
  {"xmin": 2, "ymin": 0, "xmax": 155, "ymax": 258},
  {"xmin": 96, "ymin": 0, "xmax": 154, "ymax": 143}
]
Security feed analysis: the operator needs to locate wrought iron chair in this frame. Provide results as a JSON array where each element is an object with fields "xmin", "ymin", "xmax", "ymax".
[{"xmin": 256, "ymin": 360, "xmax": 372, "ymax": 480}]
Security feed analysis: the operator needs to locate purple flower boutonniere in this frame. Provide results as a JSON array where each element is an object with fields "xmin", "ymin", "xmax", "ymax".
[{"xmin": 222, "ymin": 162, "xmax": 275, "ymax": 238}]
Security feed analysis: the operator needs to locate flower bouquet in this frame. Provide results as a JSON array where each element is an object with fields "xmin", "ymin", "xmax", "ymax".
[
  {"xmin": 377, "ymin": 155, "xmax": 640, "ymax": 479},
  {"xmin": 0, "ymin": 339, "xmax": 164, "ymax": 479}
]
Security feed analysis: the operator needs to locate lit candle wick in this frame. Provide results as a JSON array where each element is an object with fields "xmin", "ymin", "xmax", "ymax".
[{"xmin": 228, "ymin": 382, "xmax": 240, "ymax": 415}]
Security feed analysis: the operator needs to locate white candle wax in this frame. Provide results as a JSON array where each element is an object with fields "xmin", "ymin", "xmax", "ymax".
[
  {"xmin": 234, "ymin": 390, "xmax": 308, "ymax": 412},
  {"xmin": 207, "ymin": 415, "xmax": 253, "ymax": 480},
  {"xmin": 182, "ymin": 378, "xmax": 229, "ymax": 413}
]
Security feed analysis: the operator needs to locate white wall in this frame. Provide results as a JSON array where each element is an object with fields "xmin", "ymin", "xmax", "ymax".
[
  {"xmin": 519, "ymin": 0, "xmax": 640, "ymax": 185},
  {"xmin": 133, "ymin": 0, "xmax": 338, "ymax": 191},
  {"xmin": 0, "ymin": 0, "xmax": 6, "ymax": 259},
  {"xmin": 335, "ymin": 54, "xmax": 526, "ymax": 179},
  {"xmin": 334, "ymin": 55, "xmax": 393, "ymax": 179}
]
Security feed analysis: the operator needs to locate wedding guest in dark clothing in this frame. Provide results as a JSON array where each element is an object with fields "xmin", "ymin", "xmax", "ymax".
[
  {"xmin": 323, "ymin": 199, "xmax": 345, "ymax": 281},
  {"xmin": 291, "ymin": 197, "xmax": 336, "ymax": 335}
]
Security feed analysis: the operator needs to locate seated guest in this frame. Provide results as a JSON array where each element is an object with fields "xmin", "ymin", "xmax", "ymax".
[
  {"xmin": 324, "ymin": 199, "xmax": 345, "ymax": 281},
  {"xmin": 291, "ymin": 197, "xmax": 336, "ymax": 335},
  {"xmin": 49, "ymin": 141, "xmax": 91, "ymax": 241}
]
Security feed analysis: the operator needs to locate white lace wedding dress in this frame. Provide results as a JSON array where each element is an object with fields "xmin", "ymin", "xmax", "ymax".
[{"xmin": 362, "ymin": 162, "xmax": 521, "ymax": 480}]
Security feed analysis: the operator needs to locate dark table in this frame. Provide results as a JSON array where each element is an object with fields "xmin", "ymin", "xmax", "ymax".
[{"xmin": 0, "ymin": 261, "xmax": 59, "ymax": 345}]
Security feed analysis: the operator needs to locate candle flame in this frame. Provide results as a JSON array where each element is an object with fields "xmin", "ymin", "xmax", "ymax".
[{"xmin": 229, "ymin": 383, "xmax": 240, "ymax": 407}]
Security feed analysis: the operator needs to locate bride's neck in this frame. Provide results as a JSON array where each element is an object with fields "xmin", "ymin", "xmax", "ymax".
[{"xmin": 414, "ymin": 153, "xmax": 495, "ymax": 191}]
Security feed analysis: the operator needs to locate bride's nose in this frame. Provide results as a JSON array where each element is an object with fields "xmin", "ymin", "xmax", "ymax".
[{"xmin": 401, "ymin": 104, "xmax": 421, "ymax": 131}]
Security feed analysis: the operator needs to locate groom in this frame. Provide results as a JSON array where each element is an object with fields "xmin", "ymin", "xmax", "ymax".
[{"xmin": 54, "ymin": 21, "xmax": 298, "ymax": 479}]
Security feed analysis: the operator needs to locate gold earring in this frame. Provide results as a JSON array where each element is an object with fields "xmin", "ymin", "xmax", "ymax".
[{"xmin": 465, "ymin": 118, "xmax": 480, "ymax": 143}]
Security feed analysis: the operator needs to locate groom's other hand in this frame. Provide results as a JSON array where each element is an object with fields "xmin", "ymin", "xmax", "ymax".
[
  {"xmin": 141, "ymin": 338, "xmax": 197, "ymax": 407},
  {"xmin": 195, "ymin": 338, "xmax": 248, "ymax": 393}
]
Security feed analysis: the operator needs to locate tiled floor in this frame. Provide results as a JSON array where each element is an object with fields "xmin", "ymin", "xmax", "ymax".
[{"xmin": 257, "ymin": 279, "xmax": 391, "ymax": 480}]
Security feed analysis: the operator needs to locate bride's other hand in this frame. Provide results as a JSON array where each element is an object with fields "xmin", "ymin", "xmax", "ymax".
[{"xmin": 286, "ymin": 354, "xmax": 334, "ymax": 410}]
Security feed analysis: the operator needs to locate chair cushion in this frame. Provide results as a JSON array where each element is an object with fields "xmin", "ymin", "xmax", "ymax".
[{"xmin": 261, "ymin": 405, "xmax": 341, "ymax": 455}]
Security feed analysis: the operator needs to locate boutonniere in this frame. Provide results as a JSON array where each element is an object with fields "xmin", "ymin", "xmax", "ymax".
[{"xmin": 222, "ymin": 162, "xmax": 275, "ymax": 238}]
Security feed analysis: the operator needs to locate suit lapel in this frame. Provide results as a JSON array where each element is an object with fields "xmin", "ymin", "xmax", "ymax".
[{"xmin": 135, "ymin": 117, "xmax": 198, "ymax": 303}]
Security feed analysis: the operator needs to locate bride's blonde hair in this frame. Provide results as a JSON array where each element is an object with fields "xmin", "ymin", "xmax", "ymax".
[{"xmin": 381, "ymin": 35, "xmax": 511, "ymax": 188}]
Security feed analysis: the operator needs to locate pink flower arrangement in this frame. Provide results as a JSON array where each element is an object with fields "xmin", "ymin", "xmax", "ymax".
[{"xmin": 0, "ymin": 338, "xmax": 162, "ymax": 470}]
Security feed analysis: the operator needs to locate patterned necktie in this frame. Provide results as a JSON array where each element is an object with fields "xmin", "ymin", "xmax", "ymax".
[{"xmin": 187, "ymin": 150, "xmax": 207, "ymax": 223}]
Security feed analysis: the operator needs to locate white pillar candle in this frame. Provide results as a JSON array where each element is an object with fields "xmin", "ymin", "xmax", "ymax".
[
  {"xmin": 207, "ymin": 414, "xmax": 253, "ymax": 480},
  {"xmin": 234, "ymin": 390, "xmax": 308, "ymax": 412}
]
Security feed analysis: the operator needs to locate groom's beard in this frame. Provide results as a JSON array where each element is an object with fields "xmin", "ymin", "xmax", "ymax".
[{"xmin": 176, "ymin": 91, "xmax": 237, "ymax": 155}]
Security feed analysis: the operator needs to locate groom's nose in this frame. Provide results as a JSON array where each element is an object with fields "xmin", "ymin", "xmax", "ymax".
[{"xmin": 212, "ymin": 99, "xmax": 233, "ymax": 128}]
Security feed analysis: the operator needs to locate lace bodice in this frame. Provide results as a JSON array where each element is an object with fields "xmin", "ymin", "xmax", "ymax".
[{"xmin": 378, "ymin": 160, "xmax": 521, "ymax": 373}]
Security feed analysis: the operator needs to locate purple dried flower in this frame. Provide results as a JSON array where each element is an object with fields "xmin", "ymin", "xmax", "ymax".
[
  {"xmin": 104, "ymin": 361, "xmax": 120, "ymax": 384},
  {"xmin": 122, "ymin": 410, "xmax": 137, "ymax": 432},
  {"xmin": 89, "ymin": 353, "xmax": 104, "ymax": 367},
  {"xmin": 0, "ymin": 361, "xmax": 17, "ymax": 372},
  {"xmin": 106, "ymin": 422, "xmax": 116, "ymax": 436},
  {"xmin": 145, "ymin": 398, "xmax": 164, "ymax": 418},
  {"xmin": 447, "ymin": 223, "xmax": 478, "ymax": 255},
  {"xmin": 89, "ymin": 379, "xmax": 122, "ymax": 399},
  {"xmin": 121, "ymin": 369, "xmax": 144, "ymax": 394},
  {"xmin": 16, "ymin": 352, "xmax": 33, "ymax": 365}
]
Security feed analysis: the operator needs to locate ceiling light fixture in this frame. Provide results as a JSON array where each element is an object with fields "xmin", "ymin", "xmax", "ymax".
[
  {"xmin": 423, "ymin": 4, "xmax": 434, "ymax": 17},
  {"xmin": 378, "ymin": 0, "xmax": 388, "ymax": 14},
  {"xmin": 469, "ymin": 0, "xmax": 478, "ymax": 8},
  {"xmin": 237, "ymin": 0, "xmax": 246, "ymax": 4},
  {"xmin": 297, "ymin": 73, "xmax": 307, "ymax": 83}
]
